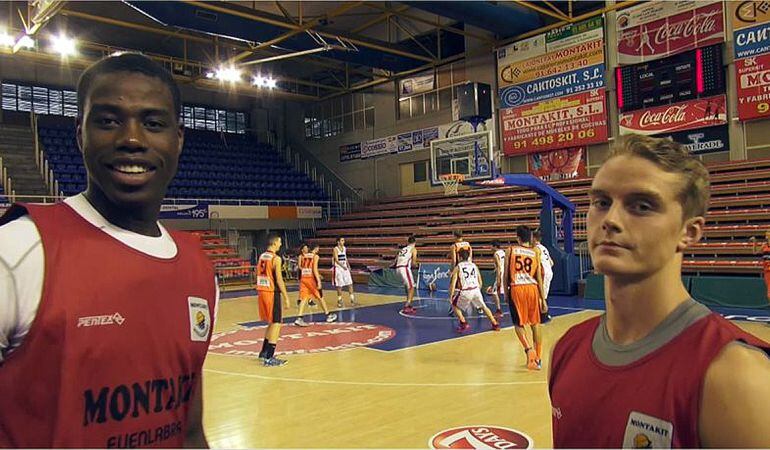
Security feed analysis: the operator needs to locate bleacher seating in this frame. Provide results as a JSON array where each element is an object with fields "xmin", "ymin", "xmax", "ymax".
[
  {"xmin": 37, "ymin": 121, "xmax": 327, "ymax": 202},
  {"xmin": 190, "ymin": 230, "xmax": 253, "ymax": 291},
  {"xmin": 309, "ymin": 158, "xmax": 770, "ymax": 280}
]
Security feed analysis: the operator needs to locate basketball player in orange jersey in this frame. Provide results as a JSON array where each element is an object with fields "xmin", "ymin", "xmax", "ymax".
[
  {"xmin": 0, "ymin": 54, "xmax": 215, "ymax": 447},
  {"xmin": 449, "ymin": 248, "xmax": 500, "ymax": 332},
  {"xmin": 485, "ymin": 240, "xmax": 505, "ymax": 317},
  {"xmin": 504, "ymin": 225, "xmax": 546, "ymax": 370},
  {"xmin": 450, "ymin": 229, "xmax": 472, "ymax": 267},
  {"xmin": 751, "ymin": 229, "xmax": 770, "ymax": 303},
  {"xmin": 256, "ymin": 234, "xmax": 291, "ymax": 367},
  {"xmin": 396, "ymin": 235, "xmax": 419, "ymax": 314},
  {"xmin": 549, "ymin": 135, "xmax": 770, "ymax": 447},
  {"xmin": 294, "ymin": 243, "xmax": 337, "ymax": 326}
]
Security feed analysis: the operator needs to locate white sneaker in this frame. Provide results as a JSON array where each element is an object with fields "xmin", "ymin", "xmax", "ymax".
[
  {"xmin": 294, "ymin": 317, "xmax": 309, "ymax": 327},
  {"xmin": 337, "ymin": 299, "xmax": 343, "ymax": 308},
  {"xmin": 326, "ymin": 313, "xmax": 338, "ymax": 322}
]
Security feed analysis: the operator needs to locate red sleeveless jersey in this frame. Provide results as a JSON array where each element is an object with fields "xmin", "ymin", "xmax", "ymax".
[
  {"xmin": 549, "ymin": 313, "xmax": 770, "ymax": 448},
  {"xmin": 0, "ymin": 202, "xmax": 216, "ymax": 448}
]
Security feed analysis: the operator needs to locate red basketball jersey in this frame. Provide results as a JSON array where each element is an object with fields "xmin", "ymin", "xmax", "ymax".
[
  {"xmin": 0, "ymin": 202, "xmax": 216, "ymax": 448},
  {"xmin": 549, "ymin": 313, "xmax": 770, "ymax": 448}
]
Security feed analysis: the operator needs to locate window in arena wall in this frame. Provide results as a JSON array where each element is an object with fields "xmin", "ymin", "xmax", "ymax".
[
  {"xmin": 303, "ymin": 92, "xmax": 374, "ymax": 140},
  {"xmin": 413, "ymin": 160, "xmax": 428, "ymax": 183},
  {"xmin": 397, "ymin": 63, "xmax": 465, "ymax": 120},
  {"xmin": 2, "ymin": 81, "xmax": 247, "ymax": 134}
]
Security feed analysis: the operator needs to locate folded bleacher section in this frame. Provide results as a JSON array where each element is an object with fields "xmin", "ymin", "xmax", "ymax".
[
  {"xmin": 190, "ymin": 230, "xmax": 252, "ymax": 291},
  {"xmin": 309, "ymin": 158, "xmax": 770, "ymax": 281},
  {"xmin": 38, "ymin": 122, "xmax": 327, "ymax": 202}
]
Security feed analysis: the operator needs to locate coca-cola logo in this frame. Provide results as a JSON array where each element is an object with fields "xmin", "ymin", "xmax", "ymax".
[
  {"xmin": 639, "ymin": 106, "xmax": 688, "ymax": 128},
  {"xmin": 653, "ymin": 10, "xmax": 720, "ymax": 45}
]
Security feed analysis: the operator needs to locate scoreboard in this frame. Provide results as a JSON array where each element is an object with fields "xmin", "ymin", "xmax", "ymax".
[{"xmin": 616, "ymin": 44, "xmax": 724, "ymax": 112}]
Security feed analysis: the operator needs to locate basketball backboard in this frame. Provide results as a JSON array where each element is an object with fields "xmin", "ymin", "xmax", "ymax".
[{"xmin": 430, "ymin": 130, "xmax": 494, "ymax": 186}]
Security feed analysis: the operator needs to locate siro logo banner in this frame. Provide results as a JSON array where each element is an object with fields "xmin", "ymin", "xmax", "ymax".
[{"xmin": 417, "ymin": 263, "xmax": 453, "ymax": 291}]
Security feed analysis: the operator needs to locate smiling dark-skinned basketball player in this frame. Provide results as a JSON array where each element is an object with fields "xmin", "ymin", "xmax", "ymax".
[{"xmin": 0, "ymin": 53, "xmax": 217, "ymax": 448}]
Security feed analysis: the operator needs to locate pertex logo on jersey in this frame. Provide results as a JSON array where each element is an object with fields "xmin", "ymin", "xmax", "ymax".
[{"xmin": 77, "ymin": 312, "xmax": 125, "ymax": 328}]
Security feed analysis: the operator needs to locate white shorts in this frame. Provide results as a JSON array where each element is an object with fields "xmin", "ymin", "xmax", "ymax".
[
  {"xmin": 542, "ymin": 269, "xmax": 553, "ymax": 299},
  {"xmin": 397, "ymin": 266, "xmax": 414, "ymax": 289},
  {"xmin": 332, "ymin": 265, "xmax": 353, "ymax": 287},
  {"xmin": 452, "ymin": 289, "xmax": 485, "ymax": 311}
]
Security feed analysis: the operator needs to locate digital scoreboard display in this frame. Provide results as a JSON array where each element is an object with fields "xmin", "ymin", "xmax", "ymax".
[{"xmin": 616, "ymin": 44, "xmax": 724, "ymax": 112}]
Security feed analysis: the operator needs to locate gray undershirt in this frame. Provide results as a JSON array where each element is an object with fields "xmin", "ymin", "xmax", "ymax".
[{"xmin": 592, "ymin": 298, "xmax": 712, "ymax": 366}]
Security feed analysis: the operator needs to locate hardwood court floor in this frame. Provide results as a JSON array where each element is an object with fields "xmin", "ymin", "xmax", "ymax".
[{"xmin": 202, "ymin": 285, "xmax": 770, "ymax": 448}]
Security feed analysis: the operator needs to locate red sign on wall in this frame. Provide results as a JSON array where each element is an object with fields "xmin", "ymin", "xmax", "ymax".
[
  {"xmin": 501, "ymin": 89, "xmax": 608, "ymax": 155},
  {"xmin": 736, "ymin": 53, "xmax": 770, "ymax": 121},
  {"xmin": 619, "ymin": 94, "xmax": 727, "ymax": 135},
  {"xmin": 617, "ymin": 1, "xmax": 725, "ymax": 64},
  {"xmin": 528, "ymin": 147, "xmax": 587, "ymax": 181}
]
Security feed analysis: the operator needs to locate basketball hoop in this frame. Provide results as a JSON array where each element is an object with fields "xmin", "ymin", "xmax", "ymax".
[{"xmin": 439, "ymin": 173, "xmax": 465, "ymax": 196}]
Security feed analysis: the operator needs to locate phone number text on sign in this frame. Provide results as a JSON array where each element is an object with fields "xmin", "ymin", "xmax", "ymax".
[
  {"xmin": 737, "ymin": 53, "xmax": 770, "ymax": 121},
  {"xmin": 501, "ymin": 89, "xmax": 608, "ymax": 155}
]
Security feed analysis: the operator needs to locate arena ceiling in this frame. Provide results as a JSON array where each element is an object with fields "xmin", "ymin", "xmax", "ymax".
[{"xmin": 0, "ymin": 1, "xmax": 634, "ymax": 102}]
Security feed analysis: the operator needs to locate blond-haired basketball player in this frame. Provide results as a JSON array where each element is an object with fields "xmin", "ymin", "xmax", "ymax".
[
  {"xmin": 332, "ymin": 236, "xmax": 356, "ymax": 307},
  {"xmin": 505, "ymin": 225, "xmax": 546, "ymax": 370},
  {"xmin": 294, "ymin": 243, "xmax": 337, "ymax": 326},
  {"xmin": 549, "ymin": 135, "xmax": 770, "ymax": 447},
  {"xmin": 449, "ymin": 248, "xmax": 500, "ymax": 333}
]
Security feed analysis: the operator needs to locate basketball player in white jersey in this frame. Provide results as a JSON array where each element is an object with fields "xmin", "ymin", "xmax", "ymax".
[
  {"xmin": 294, "ymin": 243, "xmax": 337, "ymax": 326},
  {"xmin": 449, "ymin": 248, "xmax": 500, "ymax": 333},
  {"xmin": 396, "ymin": 235, "xmax": 418, "ymax": 314},
  {"xmin": 486, "ymin": 240, "xmax": 505, "ymax": 317},
  {"xmin": 533, "ymin": 229, "xmax": 554, "ymax": 323},
  {"xmin": 333, "ymin": 236, "xmax": 356, "ymax": 307},
  {"xmin": 449, "ymin": 230, "xmax": 473, "ymax": 315}
]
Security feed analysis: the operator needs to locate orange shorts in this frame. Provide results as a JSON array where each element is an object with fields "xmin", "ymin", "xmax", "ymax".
[
  {"xmin": 509, "ymin": 284, "xmax": 541, "ymax": 327},
  {"xmin": 299, "ymin": 277, "xmax": 322, "ymax": 300},
  {"xmin": 257, "ymin": 290, "xmax": 281, "ymax": 324}
]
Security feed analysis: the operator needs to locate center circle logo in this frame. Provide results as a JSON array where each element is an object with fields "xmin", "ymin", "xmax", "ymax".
[
  {"xmin": 209, "ymin": 322, "xmax": 396, "ymax": 357},
  {"xmin": 429, "ymin": 426, "xmax": 533, "ymax": 449}
]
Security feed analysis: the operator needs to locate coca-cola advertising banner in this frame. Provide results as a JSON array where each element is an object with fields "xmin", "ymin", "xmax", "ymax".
[
  {"xmin": 616, "ymin": 0, "xmax": 724, "ymax": 65},
  {"xmin": 528, "ymin": 147, "xmax": 587, "ymax": 181},
  {"xmin": 736, "ymin": 53, "xmax": 770, "ymax": 121},
  {"xmin": 501, "ymin": 89, "xmax": 608, "ymax": 155},
  {"xmin": 619, "ymin": 94, "xmax": 727, "ymax": 135}
]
